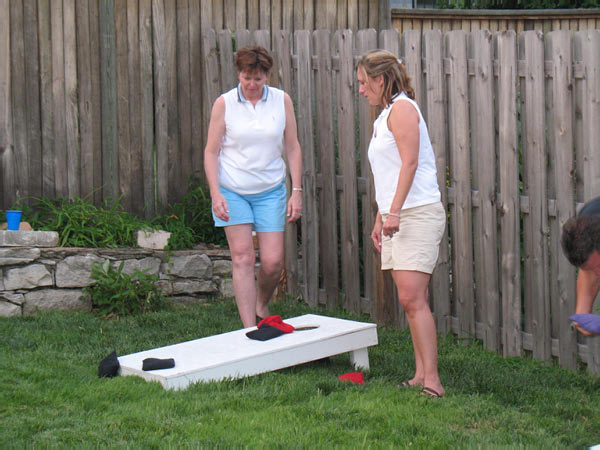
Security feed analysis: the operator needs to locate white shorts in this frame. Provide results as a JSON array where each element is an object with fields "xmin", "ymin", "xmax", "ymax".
[{"xmin": 381, "ymin": 201, "xmax": 446, "ymax": 274}]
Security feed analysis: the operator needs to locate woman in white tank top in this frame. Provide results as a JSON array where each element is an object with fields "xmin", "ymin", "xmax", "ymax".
[
  {"xmin": 204, "ymin": 46, "xmax": 303, "ymax": 328},
  {"xmin": 358, "ymin": 49, "xmax": 446, "ymax": 398}
]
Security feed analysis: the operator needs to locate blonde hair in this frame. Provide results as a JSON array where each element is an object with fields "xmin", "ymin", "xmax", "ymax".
[{"xmin": 356, "ymin": 49, "xmax": 415, "ymax": 107}]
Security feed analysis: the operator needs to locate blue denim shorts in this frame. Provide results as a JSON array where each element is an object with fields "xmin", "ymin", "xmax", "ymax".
[{"xmin": 212, "ymin": 181, "xmax": 287, "ymax": 232}]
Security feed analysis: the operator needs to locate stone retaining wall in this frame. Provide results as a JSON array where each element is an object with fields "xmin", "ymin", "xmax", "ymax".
[{"xmin": 0, "ymin": 246, "xmax": 234, "ymax": 317}]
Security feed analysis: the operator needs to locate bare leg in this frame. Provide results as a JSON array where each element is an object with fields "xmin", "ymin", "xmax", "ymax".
[
  {"xmin": 255, "ymin": 231, "xmax": 285, "ymax": 319},
  {"xmin": 392, "ymin": 270, "xmax": 444, "ymax": 396},
  {"xmin": 225, "ymin": 224, "xmax": 257, "ymax": 328}
]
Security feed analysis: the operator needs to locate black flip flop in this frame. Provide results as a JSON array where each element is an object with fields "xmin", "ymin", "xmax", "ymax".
[{"xmin": 421, "ymin": 386, "xmax": 443, "ymax": 398}]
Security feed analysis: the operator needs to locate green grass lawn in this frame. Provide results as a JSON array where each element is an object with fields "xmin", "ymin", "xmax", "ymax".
[{"xmin": 1, "ymin": 298, "xmax": 599, "ymax": 447}]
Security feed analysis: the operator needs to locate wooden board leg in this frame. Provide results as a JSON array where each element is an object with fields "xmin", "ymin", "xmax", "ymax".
[{"xmin": 349, "ymin": 347, "xmax": 369, "ymax": 370}]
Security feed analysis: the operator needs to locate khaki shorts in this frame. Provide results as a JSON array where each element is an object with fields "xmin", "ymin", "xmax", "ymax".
[{"xmin": 381, "ymin": 201, "xmax": 446, "ymax": 274}]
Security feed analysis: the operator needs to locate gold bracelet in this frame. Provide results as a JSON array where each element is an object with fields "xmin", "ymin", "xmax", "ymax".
[{"xmin": 388, "ymin": 212, "xmax": 401, "ymax": 218}]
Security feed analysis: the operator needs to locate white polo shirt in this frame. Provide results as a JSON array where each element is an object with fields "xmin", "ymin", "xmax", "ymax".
[{"xmin": 218, "ymin": 84, "xmax": 286, "ymax": 195}]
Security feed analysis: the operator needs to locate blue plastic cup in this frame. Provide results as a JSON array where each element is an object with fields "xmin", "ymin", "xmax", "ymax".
[{"xmin": 6, "ymin": 210, "xmax": 22, "ymax": 231}]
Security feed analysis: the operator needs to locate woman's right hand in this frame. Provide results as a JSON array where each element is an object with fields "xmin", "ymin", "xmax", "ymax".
[
  {"xmin": 211, "ymin": 192, "xmax": 230, "ymax": 222},
  {"xmin": 371, "ymin": 221, "xmax": 383, "ymax": 253}
]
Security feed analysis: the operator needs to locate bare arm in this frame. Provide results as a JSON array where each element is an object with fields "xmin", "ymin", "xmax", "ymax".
[
  {"xmin": 572, "ymin": 268, "xmax": 600, "ymax": 336},
  {"xmin": 381, "ymin": 100, "xmax": 420, "ymax": 238},
  {"xmin": 283, "ymin": 93, "xmax": 303, "ymax": 222},
  {"xmin": 575, "ymin": 268, "xmax": 600, "ymax": 314},
  {"xmin": 203, "ymin": 96, "xmax": 228, "ymax": 221}
]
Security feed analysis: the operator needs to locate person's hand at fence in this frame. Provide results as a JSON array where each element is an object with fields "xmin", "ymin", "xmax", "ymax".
[
  {"xmin": 286, "ymin": 189, "xmax": 303, "ymax": 222},
  {"xmin": 371, "ymin": 217, "xmax": 383, "ymax": 253},
  {"xmin": 211, "ymin": 192, "xmax": 230, "ymax": 222},
  {"xmin": 569, "ymin": 313, "xmax": 600, "ymax": 336}
]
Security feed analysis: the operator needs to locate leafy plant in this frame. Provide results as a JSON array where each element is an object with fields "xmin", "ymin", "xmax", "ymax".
[
  {"xmin": 155, "ymin": 172, "xmax": 227, "ymax": 249},
  {"xmin": 17, "ymin": 196, "xmax": 150, "ymax": 248},
  {"xmin": 11, "ymin": 173, "xmax": 226, "ymax": 250},
  {"xmin": 84, "ymin": 260, "xmax": 167, "ymax": 317}
]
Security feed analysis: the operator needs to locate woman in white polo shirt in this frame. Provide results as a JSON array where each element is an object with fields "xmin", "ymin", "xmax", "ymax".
[
  {"xmin": 204, "ymin": 46, "xmax": 302, "ymax": 328},
  {"xmin": 357, "ymin": 50, "xmax": 446, "ymax": 398}
]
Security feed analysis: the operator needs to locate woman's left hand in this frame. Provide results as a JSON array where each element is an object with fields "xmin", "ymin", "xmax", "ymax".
[
  {"xmin": 287, "ymin": 190, "xmax": 303, "ymax": 222},
  {"xmin": 382, "ymin": 215, "xmax": 400, "ymax": 238}
]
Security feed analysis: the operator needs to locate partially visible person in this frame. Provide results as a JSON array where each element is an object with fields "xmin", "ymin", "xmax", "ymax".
[
  {"xmin": 561, "ymin": 196, "xmax": 600, "ymax": 336},
  {"xmin": 204, "ymin": 46, "xmax": 303, "ymax": 328},
  {"xmin": 357, "ymin": 50, "xmax": 446, "ymax": 398}
]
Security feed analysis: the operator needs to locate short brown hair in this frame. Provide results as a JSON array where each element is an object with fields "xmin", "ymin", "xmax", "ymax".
[
  {"xmin": 562, "ymin": 215, "xmax": 600, "ymax": 267},
  {"xmin": 356, "ymin": 49, "xmax": 415, "ymax": 107},
  {"xmin": 234, "ymin": 46, "xmax": 273, "ymax": 74}
]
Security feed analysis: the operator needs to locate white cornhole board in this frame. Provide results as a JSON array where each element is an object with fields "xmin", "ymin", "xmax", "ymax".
[{"xmin": 118, "ymin": 314, "xmax": 378, "ymax": 390}]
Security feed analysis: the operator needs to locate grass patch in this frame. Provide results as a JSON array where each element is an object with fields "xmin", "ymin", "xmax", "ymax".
[{"xmin": 1, "ymin": 299, "xmax": 599, "ymax": 447}]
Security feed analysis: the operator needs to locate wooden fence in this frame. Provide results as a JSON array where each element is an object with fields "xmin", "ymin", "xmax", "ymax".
[
  {"xmin": 392, "ymin": 8, "xmax": 600, "ymax": 35},
  {"xmin": 1, "ymin": 3, "xmax": 600, "ymax": 374}
]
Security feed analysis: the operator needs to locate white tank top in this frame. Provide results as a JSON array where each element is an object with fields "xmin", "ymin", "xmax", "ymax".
[
  {"xmin": 219, "ymin": 85, "xmax": 286, "ymax": 194},
  {"xmin": 368, "ymin": 93, "xmax": 441, "ymax": 213}
]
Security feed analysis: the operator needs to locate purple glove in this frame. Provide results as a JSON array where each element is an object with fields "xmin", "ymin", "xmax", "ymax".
[{"xmin": 569, "ymin": 314, "xmax": 600, "ymax": 335}]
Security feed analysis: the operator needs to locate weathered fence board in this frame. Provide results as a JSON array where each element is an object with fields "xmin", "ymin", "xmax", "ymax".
[
  {"xmin": 446, "ymin": 30, "xmax": 474, "ymax": 339},
  {"xmin": 521, "ymin": 30, "xmax": 550, "ymax": 361},
  {"xmin": 423, "ymin": 30, "xmax": 450, "ymax": 335},
  {"xmin": 177, "ymin": 0, "xmax": 193, "ymax": 202},
  {"xmin": 496, "ymin": 30, "xmax": 521, "ymax": 357},
  {"xmin": 0, "ymin": 0, "xmax": 11, "ymax": 207},
  {"xmin": 140, "ymin": 0, "xmax": 155, "ymax": 217},
  {"xmin": 275, "ymin": 30, "xmax": 300, "ymax": 298},
  {"xmin": 314, "ymin": 29, "xmax": 338, "ymax": 311},
  {"xmin": 76, "ymin": 0, "xmax": 94, "ymax": 202},
  {"xmin": 64, "ymin": 0, "xmax": 79, "ymax": 199},
  {"xmin": 470, "ymin": 29, "xmax": 499, "ymax": 352},
  {"xmin": 295, "ymin": 30, "xmax": 319, "ymax": 308},
  {"xmin": 99, "ymin": 0, "xmax": 119, "ymax": 201},
  {"xmin": 549, "ymin": 31, "xmax": 577, "ymax": 370},
  {"xmin": 354, "ymin": 29, "xmax": 376, "ymax": 319},
  {"xmin": 115, "ymin": 0, "xmax": 131, "ymax": 211},
  {"xmin": 24, "ymin": 0, "xmax": 41, "ymax": 201},
  {"xmin": 152, "ymin": 0, "xmax": 169, "ymax": 212},
  {"xmin": 38, "ymin": 0, "xmax": 54, "ymax": 201},
  {"xmin": 165, "ymin": 1, "xmax": 180, "ymax": 205},
  {"xmin": 336, "ymin": 29, "xmax": 360, "ymax": 314},
  {"xmin": 10, "ymin": 0, "xmax": 28, "ymax": 202}
]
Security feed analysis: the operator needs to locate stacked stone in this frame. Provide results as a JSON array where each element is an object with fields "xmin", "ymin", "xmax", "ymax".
[{"xmin": 0, "ymin": 230, "xmax": 234, "ymax": 317}]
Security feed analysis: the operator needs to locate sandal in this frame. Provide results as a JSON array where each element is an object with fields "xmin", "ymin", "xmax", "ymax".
[
  {"xmin": 421, "ymin": 386, "xmax": 444, "ymax": 398},
  {"xmin": 397, "ymin": 380, "xmax": 419, "ymax": 388}
]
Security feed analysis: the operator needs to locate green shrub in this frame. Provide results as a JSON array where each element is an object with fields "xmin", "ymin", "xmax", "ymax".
[
  {"xmin": 155, "ymin": 172, "xmax": 227, "ymax": 249},
  {"xmin": 85, "ymin": 260, "xmax": 167, "ymax": 317},
  {"xmin": 10, "ymin": 173, "xmax": 226, "ymax": 250},
  {"xmin": 18, "ymin": 197, "xmax": 148, "ymax": 248}
]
